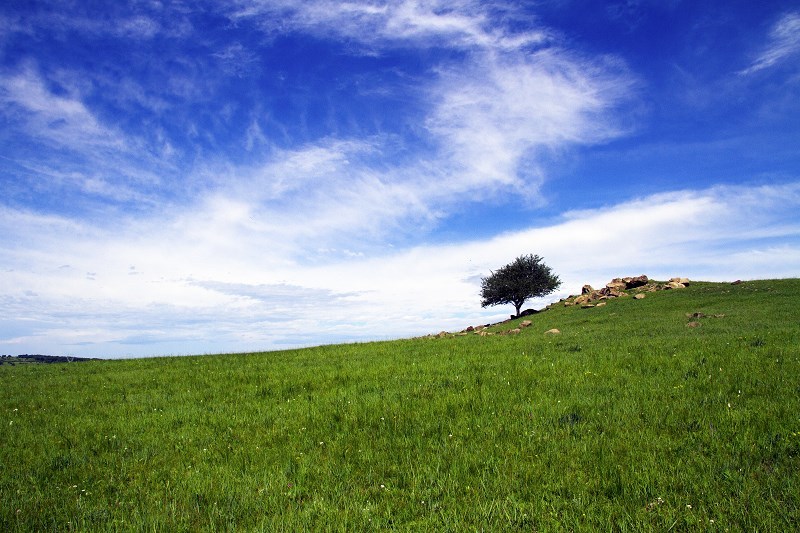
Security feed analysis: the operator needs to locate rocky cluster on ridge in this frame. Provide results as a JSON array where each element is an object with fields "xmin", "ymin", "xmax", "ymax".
[
  {"xmin": 427, "ymin": 275, "xmax": 692, "ymax": 339},
  {"xmin": 560, "ymin": 275, "xmax": 691, "ymax": 309}
]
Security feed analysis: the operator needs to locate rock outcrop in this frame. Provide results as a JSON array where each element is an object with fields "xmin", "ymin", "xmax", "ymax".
[
  {"xmin": 428, "ymin": 275, "xmax": 693, "ymax": 339},
  {"xmin": 559, "ymin": 276, "xmax": 691, "ymax": 308}
]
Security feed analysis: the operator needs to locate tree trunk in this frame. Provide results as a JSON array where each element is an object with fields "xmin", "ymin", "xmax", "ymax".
[{"xmin": 515, "ymin": 302, "xmax": 522, "ymax": 317}]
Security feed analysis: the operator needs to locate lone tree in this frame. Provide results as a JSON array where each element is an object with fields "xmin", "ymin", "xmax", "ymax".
[{"xmin": 480, "ymin": 254, "xmax": 561, "ymax": 317}]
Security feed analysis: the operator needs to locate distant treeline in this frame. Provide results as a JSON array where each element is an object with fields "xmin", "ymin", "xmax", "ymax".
[{"xmin": 0, "ymin": 354, "xmax": 100, "ymax": 364}]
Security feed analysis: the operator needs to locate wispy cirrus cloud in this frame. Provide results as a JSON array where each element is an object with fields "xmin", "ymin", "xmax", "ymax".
[
  {"xmin": 2, "ymin": 0, "xmax": 634, "ymax": 235},
  {"xmin": 426, "ymin": 49, "xmax": 633, "ymax": 200},
  {"xmin": 0, "ymin": 66, "xmax": 125, "ymax": 151},
  {"xmin": 740, "ymin": 11, "xmax": 800, "ymax": 75},
  {"xmin": 0, "ymin": 64, "xmax": 184, "ymax": 209},
  {"xmin": 204, "ymin": 1, "xmax": 636, "ymax": 241},
  {"xmin": 6, "ymin": 4, "xmax": 185, "ymax": 42},
  {"xmin": 230, "ymin": 0, "xmax": 548, "ymax": 51}
]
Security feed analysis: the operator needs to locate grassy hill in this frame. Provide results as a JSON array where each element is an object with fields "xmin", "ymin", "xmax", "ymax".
[{"xmin": 2, "ymin": 279, "xmax": 799, "ymax": 530}]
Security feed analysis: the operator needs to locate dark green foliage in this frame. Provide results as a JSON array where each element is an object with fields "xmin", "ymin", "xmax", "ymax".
[{"xmin": 480, "ymin": 254, "xmax": 561, "ymax": 316}]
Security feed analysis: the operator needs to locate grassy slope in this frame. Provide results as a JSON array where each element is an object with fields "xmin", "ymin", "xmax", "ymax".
[{"xmin": 1, "ymin": 280, "xmax": 799, "ymax": 530}]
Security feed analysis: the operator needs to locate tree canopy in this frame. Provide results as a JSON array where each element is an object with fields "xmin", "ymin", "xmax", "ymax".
[{"xmin": 480, "ymin": 254, "xmax": 561, "ymax": 317}]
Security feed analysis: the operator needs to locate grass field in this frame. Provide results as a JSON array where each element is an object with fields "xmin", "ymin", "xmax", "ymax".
[{"xmin": 2, "ymin": 279, "xmax": 799, "ymax": 530}]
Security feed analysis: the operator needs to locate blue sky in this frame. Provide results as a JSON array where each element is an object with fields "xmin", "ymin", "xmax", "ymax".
[{"xmin": 1, "ymin": 1, "xmax": 799, "ymax": 358}]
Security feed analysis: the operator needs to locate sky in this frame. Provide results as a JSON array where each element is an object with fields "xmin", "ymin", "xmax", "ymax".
[{"xmin": 1, "ymin": 1, "xmax": 799, "ymax": 358}]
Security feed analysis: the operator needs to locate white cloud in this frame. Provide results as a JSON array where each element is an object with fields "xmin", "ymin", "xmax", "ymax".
[
  {"xmin": 740, "ymin": 11, "xmax": 800, "ymax": 75},
  {"xmin": 0, "ymin": 65, "xmax": 182, "ymax": 206},
  {"xmin": 230, "ymin": 0, "xmax": 548, "ymax": 52},
  {"xmin": 214, "ymin": 1, "xmax": 636, "ymax": 235},
  {"xmin": 188, "ymin": 46, "xmax": 634, "ymax": 248},
  {"xmin": 426, "ymin": 49, "xmax": 633, "ymax": 199},
  {"xmin": 2, "ymin": 182, "xmax": 798, "ymax": 357},
  {"xmin": 0, "ymin": 66, "xmax": 124, "ymax": 150},
  {"xmin": 15, "ymin": 8, "xmax": 168, "ymax": 41},
  {"xmin": 116, "ymin": 15, "xmax": 161, "ymax": 39},
  {"xmin": 1, "ymin": 1, "xmax": 635, "ymax": 240}
]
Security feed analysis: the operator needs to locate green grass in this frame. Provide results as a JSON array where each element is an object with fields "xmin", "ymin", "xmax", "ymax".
[{"xmin": 2, "ymin": 279, "xmax": 799, "ymax": 530}]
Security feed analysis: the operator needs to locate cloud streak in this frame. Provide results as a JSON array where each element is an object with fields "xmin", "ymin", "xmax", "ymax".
[
  {"xmin": 740, "ymin": 11, "xmax": 800, "ymax": 75},
  {"xmin": 230, "ymin": 0, "xmax": 548, "ymax": 51}
]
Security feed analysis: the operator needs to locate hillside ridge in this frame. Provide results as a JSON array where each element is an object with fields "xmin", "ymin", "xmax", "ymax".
[{"xmin": 434, "ymin": 275, "xmax": 748, "ymax": 339}]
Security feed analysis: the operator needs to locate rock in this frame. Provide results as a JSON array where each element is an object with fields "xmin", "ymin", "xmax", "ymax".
[
  {"xmin": 437, "ymin": 331, "xmax": 449, "ymax": 338},
  {"xmin": 686, "ymin": 312, "xmax": 725, "ymax": 319},
  {"xmin": 519, "ymin": 308, "xmax": 538, "ymax": 317},
  {"xmin": 686, "ymin": 321, "xmax": 701, "ymax": 328},
  {"xmin": 560, "ymin": 274, "xmax": 701, "ymax": 311},
  {"xmin": 606, "ymin": 279, "xmax": 627, "ymax": 291},
  {"xmin": 624, "ymin": 275, "xmax": 649, "ymax": 289},
  {"xmin": 519, "ymin": 320, "xmax": 533, "ymax": 328},
  {"xmin": 466, "ymin": 325, "xmax": 474, "ymax": 332},
  {"xmin": 596, "ymin": 301, "xmax": 607, "ymax": 307},
  {"xmin": 731, "ymin": 280, "xmax": 743, "ymax": 285},
  {"xmin": 545, "ymin": 329, "xmax": 561, "ymax": 335},
  {"xmin": 509, "ymin": 328, "xmax": 522, "ymax": 334},
  {"xmin": 599, "ymin": 287, "xmax": 624, "ymax": 298}
]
